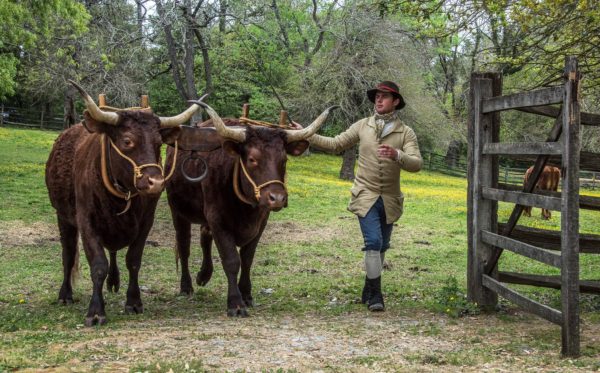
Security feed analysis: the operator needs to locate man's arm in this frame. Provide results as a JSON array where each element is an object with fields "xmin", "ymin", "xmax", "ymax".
[
  {"xmin": 293, "ymin": 119, "xmax": 363, "ymax": 153},
  {"xmin": 378, "ymin": 128, "xmax": 422, "ymax": 172}
]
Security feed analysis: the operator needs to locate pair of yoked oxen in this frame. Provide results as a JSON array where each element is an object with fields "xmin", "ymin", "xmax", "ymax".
[{"xmin": 46, "ymin": 81, "xmax": 336, "ymax": 326}]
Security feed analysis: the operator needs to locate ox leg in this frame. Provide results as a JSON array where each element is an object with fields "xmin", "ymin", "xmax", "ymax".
[
  {"xmin": 542, "ymin": 208, "xmax": 551, "ymax": 220},
  {"xmin": 239, "ymin": 243, "xmax": 257, "ymax": 308},
  {"xmin": 57, "ymin": 216, "xmax": 78, "ymax": 305},
  {"xmin": 124, "ymin": 246, "xmax": 144, "ymax": 314},
  {"xmin": 197, "ymin": 225, "xmax": 214, "ymax": 287},
  {"xmin": 239, "ymin": 224, "xmax": 265, "ymax": 308},
  {"xmin": 523, "ymin": 206, "xmax": 532, "ymax": 217},
  {"xmin": 213, "ymin": 234, "xmax": 246, "ymax": 317},
  {"xmin": 81, "ymin": 238, "xmax": 109, "ymax": 327},
  {"xmin": 106, "ymin": 251, "xmax": 120, "ymax": 293},
  {"xmin": 172, "ymin": 213, "xmax": 194, "ymax": 295}
]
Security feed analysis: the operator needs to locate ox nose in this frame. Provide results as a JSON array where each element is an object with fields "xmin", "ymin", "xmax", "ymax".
[
  {"xmin": 267, "ymin": 192, "xmax": 287, "ymax": 210},
  {"xmin": 137, "ymin": 176, "xmax": 165, "ymax": 196}
]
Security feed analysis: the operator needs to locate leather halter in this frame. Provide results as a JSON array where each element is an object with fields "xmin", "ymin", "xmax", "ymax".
[
  {"xmin": 100, "ymin": 134, "xmax": 178, "ymax": 215},
  {"xmin": 232, "ymin": 157, "xmax": 286, "ymax": 206}
]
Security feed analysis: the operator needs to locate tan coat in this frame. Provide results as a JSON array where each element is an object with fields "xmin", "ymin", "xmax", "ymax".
[{"xmin": 310, "ymin": 115, "xmax": 422, "ymax": 224}]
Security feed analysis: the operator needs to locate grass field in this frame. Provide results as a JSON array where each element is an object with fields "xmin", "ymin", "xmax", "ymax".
[{"xmin": 1, "ymin": 125, "xmax": 600, "ymax": 371}]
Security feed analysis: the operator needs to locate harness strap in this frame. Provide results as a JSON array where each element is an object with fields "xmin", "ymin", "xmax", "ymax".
[
  {"xmin": 99, "ymin": 134, "xmax": 178, "ymax": 215},
  {"xmin": 233, "ymin": 157, "xmax": 286, "ymax": 205},
  {"xmin": 233, "ymin": 160, "xmax": 258, "ymax": 206}
]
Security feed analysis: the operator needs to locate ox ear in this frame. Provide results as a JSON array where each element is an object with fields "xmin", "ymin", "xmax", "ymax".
[
  {"xmin": 159, "ymin": 127, "xmax": 181, "ymax": 145},
  {"xmin": 285, "ymin": 140, "xmax": 309, "ymax": 156},
  {"xmin": 222, "ymin": 140, "xmax": 240, "ymax": 157},
  {"xmin": 82, "ymin": 110, "xmax": 110, "ymax": 133}
]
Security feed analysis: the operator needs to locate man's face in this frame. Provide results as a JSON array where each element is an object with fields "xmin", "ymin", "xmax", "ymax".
[{"xmin": 374, "ymin": 91, "xmax": 400, "ymax": 114}]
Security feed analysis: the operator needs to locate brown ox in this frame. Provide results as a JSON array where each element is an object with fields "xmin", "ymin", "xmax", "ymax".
[
  {"xmin": 165, "ymin": 103, "xmax": 335, "ymax": 316},
  {"xmin": 45, "ymin": 80, "xmax": 203, "ymax": 326},
  {"xmin": 523, "ymin": 165, "xmax": 561, "ymax": 220}
]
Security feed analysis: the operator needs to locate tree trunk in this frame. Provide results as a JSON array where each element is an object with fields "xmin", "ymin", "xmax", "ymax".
[
  {"xmin": 339, "ymin": 146, "xmax": 357, "ymax": 180},
  {"xmin": 63, "ymin": 85, "xmax": 77, "ymax": 129},
  {"xmin": 156, "ymin": 0, "xmax": 187, "ymax": 101},
  {"xmin": 219, "ymin": 0, "xmax": 227, "ymax": 33}
]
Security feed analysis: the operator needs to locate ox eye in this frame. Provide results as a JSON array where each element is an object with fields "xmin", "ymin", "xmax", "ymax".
[
  {"xmin": 123, "ymin": 138, "xmax": 134, "ymax": 148},
  {"xmin": 248, "ymin": 156, "xmax": 258, "ymax": 166}
]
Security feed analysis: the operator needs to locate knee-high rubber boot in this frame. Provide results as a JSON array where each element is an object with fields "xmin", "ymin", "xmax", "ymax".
[
  {"xmin": 363, "ymin": 250, "xmax": 381, "ymax": 305},
  {"xmin": 367, "ymin": 276, "xmax": 384, "ymax": 312},
  {"xmin": 361, "ymin": 276, "xmax": 371, "ymax": 304}
]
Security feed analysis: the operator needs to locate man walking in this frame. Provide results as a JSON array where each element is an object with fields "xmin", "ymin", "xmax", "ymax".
[{"xmin": 306, "ymin": 81, "xmax": 423, "ymax": 311}]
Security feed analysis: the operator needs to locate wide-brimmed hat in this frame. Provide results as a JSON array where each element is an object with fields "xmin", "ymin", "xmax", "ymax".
[{"xmin": 367, "ymin": 81, "xmax": 405, "ymax": 110}]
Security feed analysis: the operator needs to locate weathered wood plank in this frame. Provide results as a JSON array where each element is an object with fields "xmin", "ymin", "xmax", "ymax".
[
  {"xmin": 517, "ymin": 106, "xmax": 600, "ymax": 127},
  {"xmin": 467, "ymin": 75, "xmax": 499, "ymax": 309},
  {"xmin": 487, "ymin": 110, "xmax": 564, "ymax": 275},
  {"xmin": 498, "ymin": 272, "xmax": 600, "ymax": 294},
  {"xmin": 481, "ymin": 230, "xmax": 561, "ymax": 268},
  {"xmin": 498, "ymin": 183, "xmax": 600, "ymax": 211},
  {"xmin": 482, "ymin": 274, "xmax": 562, "ymax": 325},
  {"xmin": 509, "ymin": 151, "xmax": 600, "ymax": 173},
  {"xmin": 482, "ymin": 187, "xmax": 561, "ymax": 210},
  {"xmin": 561, "ymin": 55, "xmax": 581, "ymax": 357},
  {"xmin": 483, "ymin": 142, "xmax": 562, "ymax": 155},
  {"xmin": 498, "ymin": 223, "xmax": 600, "ymax": 254},
  {"xmin": 482, "ymin": 86, "xmax": 563, "ymax": 113}
]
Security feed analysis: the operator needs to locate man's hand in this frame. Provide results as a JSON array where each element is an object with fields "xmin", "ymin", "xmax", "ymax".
[
  {"xmin": 377, "ymin": 144, "xmax": 399, "ymax": 160},
  {"xmin": 289, "ymin": 121, "xmax": 303, "ymax": 130}
]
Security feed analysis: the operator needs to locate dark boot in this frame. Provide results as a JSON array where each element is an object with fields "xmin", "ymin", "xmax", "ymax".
[
  {"xmin": 367, "ymin": 276, "xmax": 384, "ymax": 312},
  {"xmin": 361, "ymin": 276, "xmax": 371, "ymax": 304}
]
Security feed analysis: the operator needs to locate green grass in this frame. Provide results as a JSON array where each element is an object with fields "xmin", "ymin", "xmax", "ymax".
[{"xmin": 1, "ymin": 126, "xmax": 600, "ymax": 370}]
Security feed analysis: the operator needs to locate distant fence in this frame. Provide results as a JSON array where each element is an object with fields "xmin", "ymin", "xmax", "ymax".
[
  {"xmin": 2, "ymin": 104, "xmax": 599, "ymax": 190},
  {"xmin": 421, "ymin": 150, "xmax": 599, "ymax": 190},
  {"xmin": 0, "ymin": 105, "xmax": 64, "ymax": 130}
]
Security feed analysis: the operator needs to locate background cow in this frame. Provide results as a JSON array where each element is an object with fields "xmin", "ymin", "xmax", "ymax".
[
  {"xmin": 523, "ymin": 165, "xmax": 561, "ymax": 219},
  {"xmin": 165, "ymin": 103, "xmax": 336, "ymax": 316},
  {"xmin": 45, "ymin": 80, "xmax": 202, "ymax": 326}
]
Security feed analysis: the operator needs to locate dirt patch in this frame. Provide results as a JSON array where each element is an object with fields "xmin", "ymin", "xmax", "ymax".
[
  {"xmin": 0, "ymin": 220, "xmax": 58, "ymax": 248},
  {"xmin": 24, "ymin": 312, "xmax": 599, "ymax": 372},
  {"xmin": 0, "ymin": 219, "xmax": 350, "ymax": 250}
]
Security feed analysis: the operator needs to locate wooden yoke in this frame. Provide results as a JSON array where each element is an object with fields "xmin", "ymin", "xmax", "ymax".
[
  {"xmin": 97, "ymin": 94, "xmax": 150, "ymax": 112},
  {"xmin": 238, "ymin": 103, "xmax": 291, "ymax": 129},
  {"xmin": 279, "ymin": 111, "xmax": 288, "ymax": 127}
]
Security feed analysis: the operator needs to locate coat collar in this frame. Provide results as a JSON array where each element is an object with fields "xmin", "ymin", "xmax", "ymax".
[{"xmin": 367, "ymin": 115, "xmax": 405, "ymax": 135}]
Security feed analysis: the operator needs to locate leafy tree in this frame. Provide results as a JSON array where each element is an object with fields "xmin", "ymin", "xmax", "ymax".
[{"xmin": 0, "ymin": 0, "xmax": 88, "ymax": 101}]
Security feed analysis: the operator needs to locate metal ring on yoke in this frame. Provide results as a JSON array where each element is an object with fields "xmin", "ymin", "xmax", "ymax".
[{"xmin": 181, "ymin": 154, "xmax": 208, "ymax": 183}]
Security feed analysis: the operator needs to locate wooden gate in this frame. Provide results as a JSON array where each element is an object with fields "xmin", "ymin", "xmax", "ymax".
[{"xmin": 467, "ymin": 56, "xmax": 600, "ymax": 357}]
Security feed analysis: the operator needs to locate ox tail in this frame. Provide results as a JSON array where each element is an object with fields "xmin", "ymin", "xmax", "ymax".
[
  {"xmin": 174, "ymin": 243, "xmax": 180, "ymax": 274},
  {"xmin": 70, "ymin": 247, "xmax": 81, "ymax": 288}
]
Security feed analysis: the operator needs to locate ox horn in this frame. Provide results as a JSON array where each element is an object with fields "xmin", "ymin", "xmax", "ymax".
[
  {"xmin": 188, "ymin": 100, "xmax": 246, "ymax": 142},
  {"xmin": 68, "ymin": 79, "xmax": 119, "ymax": 125},
  {"xmin": 284, "ymin": 106, "xmax": 339, "ymax": 142},
  {"xmin": 159, "ymin": 93, "xmax": 209, "ymax": 128}
]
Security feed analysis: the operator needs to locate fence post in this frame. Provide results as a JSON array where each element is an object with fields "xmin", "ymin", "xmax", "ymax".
[
  {"xmin": 0, "ymin": 104, "xmax": 3, "ymax": 126},
  {"xmin": 561, "ymin": 55, "xmax": 581, "ymax": 357},
  {"xmin": 467, "ymin": 74, "xmax": 499, "ymax": 310},
  {"xmin": 428, "ymin": 152, "xmax": 432, "ymax": 170}
]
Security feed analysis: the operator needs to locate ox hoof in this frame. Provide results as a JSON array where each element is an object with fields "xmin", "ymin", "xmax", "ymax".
[
  {"xmin": 58, "ymin": 298, "xmax": 74, "ymax": 305},
  {"xmin": 243, "ymin": 298, "xmax": 254, "ymax": 308},
  {"xmin": 106, "ymin": 281, "xmax": 120, "ymax": 293},
  {"xmin": 125, "ymin": 304, "xmax": 144, "ymax": 314},
  {"xmin": 179, "ymin": 285, "xmax": 194, "ymax": 296},
  {"xmin": 85, "ymin": 315, "xmax": 107, "ymax": 327},
  {"xmin": 196, "ymin": 270, "xmax": 213, "ymax": 287},
  {"xmin": 227, "ymin": 307, "xmax": 249, "ymax": 318}
]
